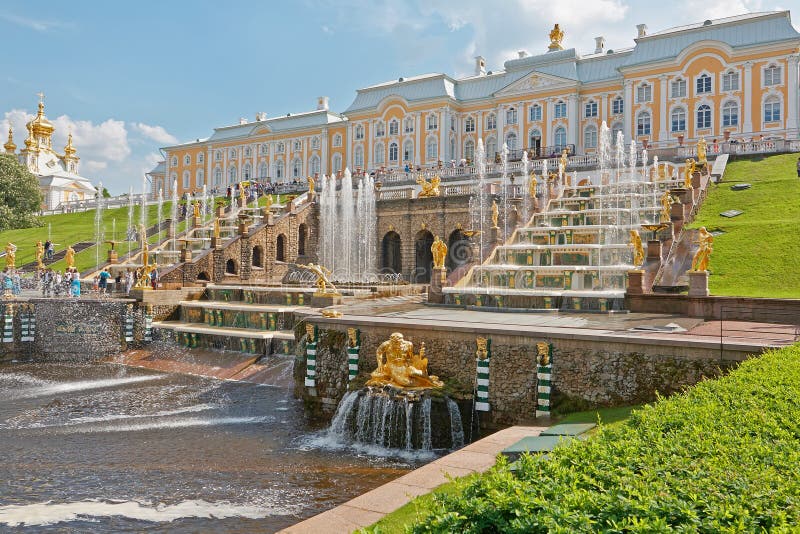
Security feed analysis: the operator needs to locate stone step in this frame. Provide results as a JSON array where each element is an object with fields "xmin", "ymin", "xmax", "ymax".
[{"xmin": 152, "ymin": 320, "xmax": 295, "ymax": 340}]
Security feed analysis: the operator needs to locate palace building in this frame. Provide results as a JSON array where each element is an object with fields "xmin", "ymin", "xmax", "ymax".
[
  {"xmin": 149, "ymin": 11, "xmax": 800, "ymax": 197},
  {"xmin": 4, "ymin": 97, "xmax": 97, "ymax": 209}
]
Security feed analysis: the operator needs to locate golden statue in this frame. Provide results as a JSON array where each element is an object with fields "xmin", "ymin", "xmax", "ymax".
[
  {"xmin": 491, "ymin": 200, "xmax": 499, "ymax": 228},
  {"xmin": 266, "ymin": 194, "xmax": 274, "ymax": 207},
  {"xmin": 347, "ymin": 327, "xmax": 358, "ymax": 347},
  {"xmin": 431, "ymin": 235, "xmax": 447, "ymax": 269},
  {"xmin": 696, "ymin": 137, "xmax": 708, "ymax": 166},
  {"xmin": 305, "ymin": 323, "xmax": 315, "ymax": 340},
  {"xmin": 193, "ymin": 201, "xmax": 200, "ymax": 218},
  {"xmin": 691, "ymin": 226, "xmax": 714, "ymax": 272},
  {"xmin": 4, "ymin": 243, "xmax": 16, "ymax": 269},
  {"xmin": 35, "ymin": 240, "xmax": 44, "ymax": 269},
  {"xmin": 299, "ymin": 263, "xmax": 338, "ymax": 295},
  {"xmin": 529, "ymin": 172, "xmax": 538, "ymax": 198},
  {"xmin": 239, "ymin": 184, "xmax": 246, "ymax": 205},
  {"xmin": 321, "ymin": 309, "xmax": 342, "ymax": 318},
  {"xmin": 536, "ymin": 342, "xmax": 550, "ymax": 366},
  {"xmin": 366, "ymin": 332, "xmax": 443, "ymax": 389},
  {"xmin": 660, "ymin": 190, "xmax": 674, "ymax": 223},
  {"xmin": 684, "ymin": 159, "xmax": 696, "ymax": 189},
  {"xmin": 135, "ymin": 262, "xmax": 157, "ymax": 289},
  {"xmin": 629, "ymin": 230, "xmax": 644, "ymax": 267},
  {"xmin": 307, "ymin": 175, "xmax": 315, "ymax": 195},
  {"xmin": 548, "ymin": 23, "xmax": 565, "ymax": 51},
  {"xmin": 416, "ymin": 175, "xmax": 441, "ymax": 198},
  {"xmin": 213, "ymin": 217, "xmax": 221, "ymax": 239},
  {"xmin": 65, "ymin": 245, "xmax": 75, "ymax": 269},
  {"xmin": 476, "ymin": 337, "xmax": 488, "ymax": 360},
  {"xmin": 559, "ymin": 149, "xmax": 569, "ymax": 173}
]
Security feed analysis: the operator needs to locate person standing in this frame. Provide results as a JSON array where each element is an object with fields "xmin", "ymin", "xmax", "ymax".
[
  {"xmin": 70, "ymin": 271, "xmax": 81, "ymax": 298},
  {"xmin": 796, "ymin": 156, "xmax": 800, "ymax": 178},
  {"xmin": 98, "ymin": 268, "xmax": 111, "ymax": 294}
]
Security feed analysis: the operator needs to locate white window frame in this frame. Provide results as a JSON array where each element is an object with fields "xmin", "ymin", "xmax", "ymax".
[
  {"xmin": 389, "ymin": 142, "xmax": 399, "ymax": 162},
  {"xmin": 696, "ymin": 74, "xmax": 712, "ymax": 95},
  {"xmin": 611, "ymin": 97, "xmax": 623, "ymax": 115},
  {"xmin": 374, "ymin": 142, "xmax": 385, "ymax": 164},
  {"xmin": 722, "ymin": 101, "xmax": 738, "ymax": 127},
  {"xmin": 465, "ymin": 117, "xmax": 475, "ymax": 133},
  {"xmin": 722, "ymin": 70, "xmax": 739, "ymax": 92},
  {"xmin": 389, "ymin": 120, "xmax": 399, "ymax": 136},
  {"xmin": 426, "ymin": 114, "xmax": 438, "ymax": 131},
  {"xmin": 671, "ymin": 78, "xmax": 687, "ymax": 98},
  {"xmin": 583, "ymin": 125, "xmax": 597, "ymax": 148},
  {"xmin": 584, "ymin": 101, "xmax": 598, "ymax": 118},
  {"xmin": 425, "ymin": 137, "xmax": 437, "ymax": 161},
  {"xmin": 554, "ymin": 101, "xmax": 567, "ymax": 119},
  {"xmin": 506, "ymin": 107, "xmax": 518, "ymax": 125},
  {"xmin": 486, "ymin": 114, "xmax": 497, "ymax": 130},
  {"xmin": 670, "ymin": 107, "xmax": 686, "ymax": 132},
  {"xmin": 764, "ymin": 64, "xmax": 782, "ymax": 87},
  {"xmin": 636, "ymin": 83, "xmax": 652, "ymax": 103},
  {"xmin": 374, "ymin": 122, "xmax": 385, "ymax": 138},
  {"xmin": 529, "ymin": 104, "xmax": 542, "ymax": 121},
  {"xmin": 696, "ymin": 104, "xmax": 712, "ymax": 129},
  {"xmin": 636, "ymin": 112, "xmax": 651, "ymax": 136},
  {"xmin": 764, "ymin": 97, "xmax": 781, "ymax": 122}
]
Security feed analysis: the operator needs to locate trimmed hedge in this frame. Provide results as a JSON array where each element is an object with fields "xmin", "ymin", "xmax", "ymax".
[{"xmin": 412, "ymin": 344, "xmax": 800, "ymax": 533}]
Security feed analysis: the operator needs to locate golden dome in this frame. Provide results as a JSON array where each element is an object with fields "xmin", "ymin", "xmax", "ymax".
[
  {"xmin": 63, "ymin": 132, "xmax": 77, "ymax": 159},
  {"xmin": 27, "ymin": 101, "xmax": 55, "ymax": 138},
  {"xmin": 3, "ymin": 127, "xmax": 16, "ymax": 153}
]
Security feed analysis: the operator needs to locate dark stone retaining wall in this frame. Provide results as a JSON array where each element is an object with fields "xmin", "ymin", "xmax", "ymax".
[{"xmin": 296, "ymin": 318, "xmax": 755, "ymax": 427}]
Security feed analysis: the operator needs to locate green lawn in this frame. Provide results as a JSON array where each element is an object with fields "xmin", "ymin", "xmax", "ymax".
[{"xmin": 690, "ymin": 153, "xmax": 800, "ymax": 298}]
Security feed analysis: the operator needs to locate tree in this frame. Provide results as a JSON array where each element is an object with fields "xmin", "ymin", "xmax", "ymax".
[
  {"xmin": 102, "ymin": 187, "xmax": 111, "ymax": 198},
  {"xmin": 0, "ymin": 153, "xmax": 43, "ymax": 230}
]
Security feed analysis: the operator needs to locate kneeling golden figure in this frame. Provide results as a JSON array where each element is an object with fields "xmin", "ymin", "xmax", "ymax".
[{"xmin": 366, "ymin": 333, "xmax": 443, "ymax": 389}]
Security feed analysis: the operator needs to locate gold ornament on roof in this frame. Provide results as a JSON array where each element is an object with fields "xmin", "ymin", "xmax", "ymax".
[
  {"xmin": 629, "ymin": 230, "xmax": 644, "ymax": 267},
  {"xmin": 63, "ymin": 132, "xmax": 77, "ymax": 159},
  {"xmin": 4, "ymin": 127, "xmax": 16, "ymax": 153},
  {"xmin": 690, "ymin": 227, "xmax": 714, "ymax": 272},
  {"xmin": 431, "ymin": 235, "xmax": 447, "ymax": 269},
  {"xmin": 548, "ymin": 24, "xmax": 565, "ymax": 51},
  {"xmin": 366, "ymin": 332, "xmax": 443, "ymax": 389},
  {"xmin": 416, "ymin": 175, "xmax": 441, "ymax": 197}
]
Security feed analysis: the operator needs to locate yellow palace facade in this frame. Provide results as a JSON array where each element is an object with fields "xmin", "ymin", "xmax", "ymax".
[{"xmin": 150, "ymin": 11, "xmax": 800, "ymax": 197}]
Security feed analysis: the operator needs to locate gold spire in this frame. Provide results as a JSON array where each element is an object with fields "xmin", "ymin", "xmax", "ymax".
[
  {"xmin": 548, "ymin": 24, "xmax": 565, "ymax": 51},
  {"xmin": 3, "ymin": 127, "xmax": 16, "ymax": 154},
  {"xmin": 23, "ymin": 122, "xmax": 34, "ymax": 150},
  {"xmin": 63, "ymin": 131, "xmax": 77, "ymax": 159},
  {"xmin": 27, "ymin": 93, "xmax": 55, "ymax": 145}
]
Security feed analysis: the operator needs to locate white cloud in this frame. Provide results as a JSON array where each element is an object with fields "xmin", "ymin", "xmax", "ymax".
[
  {"xmin": 130, "ymin": 122, "xmax": 178, "ymax": 145},
  {"xmin": 0, "ymin": 13, "xmax": 68, "ymax": 32},
  {"xmin": 321, "ymin": 25, "xmax": 333, "ymax": 34}
]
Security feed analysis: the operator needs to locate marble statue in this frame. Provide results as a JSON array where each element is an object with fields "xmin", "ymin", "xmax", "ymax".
[
  {"xmin": 366, "ymin": 332, "xmax": 443, "ymax": 389},
  {"xmin": 431, "ymin": 235, "xmax": 447, "ymax": 269}
]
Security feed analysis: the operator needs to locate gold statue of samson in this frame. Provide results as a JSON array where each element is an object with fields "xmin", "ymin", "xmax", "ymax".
[{"xmin": 366, "ymin": 332, "xmax": 443, "ymax": 389}]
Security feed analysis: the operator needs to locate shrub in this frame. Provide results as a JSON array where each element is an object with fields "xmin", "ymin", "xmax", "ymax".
[{"xmin": 412, "ymin": 344, "xmax": 800, "ymax": 532}]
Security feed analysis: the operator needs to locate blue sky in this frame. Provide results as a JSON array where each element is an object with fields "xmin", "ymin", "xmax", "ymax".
[{"xmin": 2, "ymin": 0, "xmax": 797, "ymax": 193}]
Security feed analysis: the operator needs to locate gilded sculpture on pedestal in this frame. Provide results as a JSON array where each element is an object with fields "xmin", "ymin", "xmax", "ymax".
[
  {"xmin": 529, "ymin": 172, "xmax": 538, "ymax": 199},
  {"xmin": 4, "ymin": 243, "xmax": 16, "ymax": 269},
  {"xmin": 548, "ymin": 23, "xmax": 565, "ymax": 51},
  {"xmin": 307, "ymin": 175, "xmax": 315, "ymax": 196},
  {"xmin": 536, "ymin": 342, "xmax": 550, "ymax": 366},
  {"xmin": 65, "ymin": 245, "xmax": 75, "ymax": 269},
  {"xmin": 660, "ymin": 190, "xmax": 675, "ymax": 223},
  {"xmin": 213, "ymin": 217, "xmax": 221, "ymax": 239},
  {"xmin": 35, "ymin": 240, "xmax": 44, "ymax": 269},
  {"xmin": 629, "ymin": 230, "xmax": 644, "ymax": 267},
  {"xmin": 193, "ymin": 201, "xmax": 200, "ymax": 218},
  {"xmin": 366, "ymin": 332, "xmax": 443, "ymax": 389},
  {"xmin": 684, "ymin": 159, "xmax": 696, "ymax": 189},
  {"xmin": 431, "ymin": 235, "xmax": 447, "ymax": 269},
  {"xmin": 696, "ymin": 137, "xmax": 708, "ymax": 166},
  {"xmin": 347, "ymin": 327, "xmax": 358, "ymax": 348},
  {"xmin": 298, "ymin": 263, "xmax": 338, "ymax": 295},
  {"xmin": 690, "ymin": 227, "xmax": 714, "ymax": 272},
  {"xmin": 491, "ymin": 200, "xmax": 499, "ymax": 228},
  {"xmin": 416, "ymin": 175, "xmax": 441, "ymax": 198},
  {"xmin": 476, "ymin": 337, "xmax": 488, "ymax": 360}
]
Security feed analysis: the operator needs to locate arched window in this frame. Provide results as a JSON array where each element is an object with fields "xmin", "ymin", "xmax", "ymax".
[
  {"xmin": 333, "ymin": 134, "xmax": 342, "ymax": 147},
  {"xmin": 229, "ymin": 148, "xmax": 237, "ymax": 159},
  {"xmin": 722, "ymin": 101, "xmax": 738, "ymax": 127},
  {"xmin": 505, "ymin": 132, "xmax": 517, "ymax": 151},
  {"xmin": 486, "ymin": 137, "xmax": 497, "ymax": 158},
  {"xmin": 671, "ymin": 107, "xmax": 686, "ymax": 132},
  {"xmin": 696, "ymin": 105, "xmax": 711, "ymax": 129},
  {"xmin": 225, "ymin": 259, "xmax": 237, "ymax": 274},
  {"xmin": 554, "ymin": 127, "xmax": 567, "ymax": 148},
  {"xmin": 375, "ymin": 122, "xmax": 385, "ymax": 137},
  {"xmin": 403, "ymin": 140, "xmax": 413, "ymax": 162},
  {"xmin": 169, "ymin": 173, "xmax": 177, "ymax": 193},
  {"xmin": 381, "ymin": 231, "xmax": 402, "ymax": 274},
  {"xmin": 465, "ymin": 117, "xmax": 475, "ymax": 133},
  {"xmin": 529, "ymin": 104, "xmax": 542, "ymax": 121},
  {"xmin": 528, "ymin": 128, "xmax": 542, "ymax": 149},
  {"xmin": 389, "ymin": 142, "xmax": 399, "ymax": 162},
  {"xmin": 636, "ymin": 112, "xmax": 651, "ymax": 136},
  {"xmin": 292, "ymin": 140, "xmax": 302, "ymax": 152},
  {"xmin": 252, "ymin": 246, "xmax": 263, "ymax": 268},
  {"xmin": 332, "ymin": 153, "xmax": 342, "ymax": 173},
  {"xmin": 259, "ymin": 163, "xmax": 268, "ymax": 179},
  {"xmin": 244, "ymin": 147, "xmax": 251, "ymax": 157},
  {"xmin": 764, "ymin": 64, "xmax": 782, "ymax": 86},
  {"xmin": 260, "ymin": 143, "xmax": 268, "ymax": 155},
  {"xmin": 197, "ymin": 153, "xmax": 204, "ymax": 164},
  {"xmin": 309, "ymin": 155, "xmax": 320, "ymax": 175},
  {"xmin": 171, "ymin": 156, "xmax": 178, "ymax": 167},
  {"xmin": 292, "ymin": 158, "xmax": 302, "ymax": 178},
  {"xmin": 464, "ymin": 140, "xmax": 475, "ymax": 162},
  {"xmin": 182, "ymin": 170, "xmax": 190, "ymax": 189},
  {"xmin": 228, "ymin": 166, "xmax": 237, "ymax": 183},
  {"xmin": 354, "ymin": 146, "xmax": 364, "ymax": 168},
  {"xmin": 355, "ymin": 124, "xmax": 364, "ymax": 140},
  {"xmin": 243, "ymin": 163, "xmax": 251, "ymax": 180},
  {"xmin": 215, "ymin": 150, "xmax": 223, "ymax": 161},
  {"xmin": 311, "ymin": 137, "xmax": 320, "ymax": 149},
  {"xmin": 583, "ymin": 125, "xmax": 597, "ymax": 149},
  {"xmin": 764, "ymin": 96, "xmax": 781, "ymax": 122},
  {"xmin": 389, "ymin": 120, "xmax": 399, "ymax": 136},
  {"xmin": 276, "ymin": 142, "xmax": 285, "ymax": 153},
  {"xmin": 611, "ymin": 122, "xmax": 623, "ymax": 142},
  {"xmin": 426, "ymin": 137, "xmax": 437, "ymax": 161},
  {"xmin": 696, "ymin": 74, "xmax": 712, "ymax": 94},
  {"xmin": 506, "ymin": 107, "xmax": 517, "ymax": 124},
  {"xmin": 214, "ymin": 167, "xmax": 222, "ymax": 185},
  {"xmin": 374, "ymin": 142, "xmax": 385, "ymax": 164},
  {"xmin": 196, "ymin": 169, "xmax": 204, "ymax": 187},
  {"xmin": 276, "ymin": 234, "xmax": 286, "ymax": 262},
  {"xmin": 486, "ymin": 114, "xmax": 496, "ymax": 130},
  {"xmin": 426, "ymin": 114, "xmax": 438, "ymax": 130},
  {"xmin": 275, "ymin": 160, "xmax": 284, "ymax": 179},
  {"xmin": 183, "ymin": 154, "xmax": 190, "ymax": 165}
]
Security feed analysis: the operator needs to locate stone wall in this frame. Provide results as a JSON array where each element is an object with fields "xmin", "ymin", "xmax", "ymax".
[{"xmin": 296, "ymin": 318, "xmax": 755, "ymax": 427}]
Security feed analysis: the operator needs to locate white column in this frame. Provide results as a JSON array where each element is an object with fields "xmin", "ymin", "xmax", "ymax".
[
  {"xmin": 623, "ymin": 80, "xmax": 633, "ymax": 139},
  {"xmin": 545, "ymin": 99, "xmax": 553, "ymax": 147},
  {"xmin": 743, "ymin": 62, "xmax": 753, "ymax": 134},
  {"xmin": 346, "ymin": 124, "xmax": 352, "ymax": 170},
  {"xmin": 269, "ymin": 143, "xmax": 275, "ymax": 178},
  {"xmin": 601, "ymin": 93, "xmax": 609, "ymax": 124},
  {"xmin": 321, "ymin": 129, "xmax": 329, "ymax": 175},
  {"xmin": 658, "ymin": 75, "xmax": 668, "ymax": 142},
  {"xmin": 497, "ymin": 105, "xmax": 506, "ymax": 158},
  {"xmin": 303, "ymin": 138, "xmax": 308, "ymax": 176},
  {"xmin": 223, "ymin": 149, "xmax": 228, "ymax": 188},
  {"xmin": 786, "ymin": 55, "xmax": 799, "ymax": 136},
  {"xmin": 206, "ymin": 146, "xmax": 213, "ymax": 192},
  {"xmin": 415, "ymin": 114, "xmax": 421, "ymax": 164},
  {"xmin": 367, "ymin": 124, "xmax": 373, "ymax": 171},
  {"xmin": 517, "ymin": 102, "xmax": 524, "ymax": 151},
  {"xmin": 237, "ymin": 146, "xmax": 242, "ymax": 184},
  {"xmin": 439, "ymin": 108, "xmax": 446, "ymax": 164},
  {"xmin": 567, "ymin": 94, "xmax": 579, "ymax": 149}
]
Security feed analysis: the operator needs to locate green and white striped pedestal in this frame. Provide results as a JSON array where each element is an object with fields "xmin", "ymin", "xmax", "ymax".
[
  {"xmin": 144, "ymin": 312, "xmax": 153, "ymax": 342},
  {"xmin": 305, "ymin": 325, "xmax": 317, "ymax": 388},
  {"xmin": 2, "ymin": 305, "xmax": 13, "ymax": 344},
  {"xmin": 536, "ymin": 342, "xmax": 554, "ymax": 418},
  {"xmin": 123, "ymin": 306, "xmax": 135, "ymax": 342},
  {"xmin": 475, "ymin": 338, "xmax": 491, "ymax": 412},
  {"xmin": 347, "ymin": 328, "xmax": 360, "ymax": 381},
  {"xmin": 20, "ymin": 306, "xmax": 34, "ymax": 342}
]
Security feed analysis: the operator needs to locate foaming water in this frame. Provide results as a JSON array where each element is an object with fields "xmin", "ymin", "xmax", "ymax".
[
  {"xmin": 0, "ymin": 498, "xmax": 298, "ymax": 527},
  {"xmin": 64, "ymin": 415, "xmax": 274, "ymax": 434},
  {"xmin": 8, "ymin": 374, "xmax": 165, "ymax": 400},
  {"xmin": 297, "ymin": 432, "xmax": 438, "ymax": 463}
]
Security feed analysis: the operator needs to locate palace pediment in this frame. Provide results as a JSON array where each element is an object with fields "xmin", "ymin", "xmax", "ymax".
[{"xmin": 494, "ymin": 71, "xmax": 576, "ymax": 97}]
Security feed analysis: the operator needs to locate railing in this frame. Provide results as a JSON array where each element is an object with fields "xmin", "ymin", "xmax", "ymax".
[
  {"xmin": 40, "ymin": 193, "xmax": 155, "ymax": 215},
  {"xmin": 504, "ymin": 145, "xmax": 576, "ymax": 162}
]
